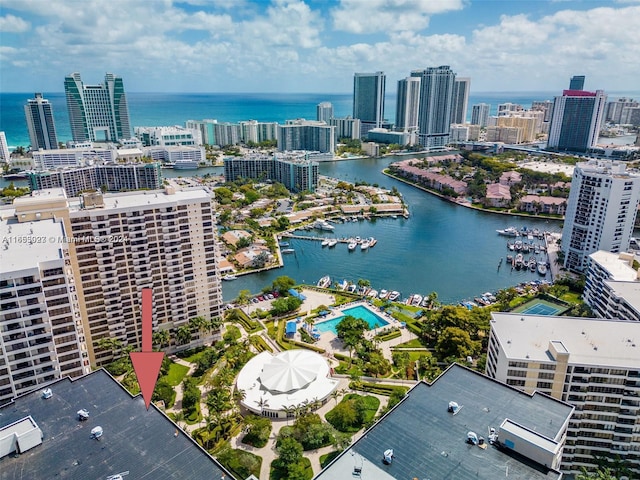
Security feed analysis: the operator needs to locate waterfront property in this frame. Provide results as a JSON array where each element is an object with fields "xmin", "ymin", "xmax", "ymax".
[{"xmin": 314, "ymin": 303, "xmax": 391, "ymax": 335}]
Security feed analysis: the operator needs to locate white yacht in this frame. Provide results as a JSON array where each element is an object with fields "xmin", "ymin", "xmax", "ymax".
[
  {"xmin": 388, "ymin": 291, "xmax": 400, "ymax": 302},
  {"xmin": 360, "ymin": 240, "xmax": 370, "ymax": 250},
  {"xmin": 317, "ymin": 275, "xmax": 331, "ymax": 288},
  {"xmin": 328, "ymin": 239, "xmax": 338, "ymax": 248},
  {"xmin": 222, "ymin": 274, "xmax": 238, "ymax": 281},
  {"xmin": 348, "ymin": 242, "xmax": 357, "ymax": 251},
  {"xmin": 313, "ymin": 220, "xmax": 335, "ymax": 231}
]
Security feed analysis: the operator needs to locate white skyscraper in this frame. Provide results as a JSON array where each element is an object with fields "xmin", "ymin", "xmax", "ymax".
[
  {"xmin": 395, "ymin": 76, "xmax": 421, "ymax": 132},
  {"xmin": 562, "ymin": 160, "xmax": 640, "ymax": 272},
  {"xmin": 316, "ymin": 102, "xmax": 334, "ymax": 123},
  {"xmin": 450, "ymin": 77, "xmax": 470, "ymax": 124},
  {"xmin": 471, "ymin": 103, "xmax": 490, "ymax": 127},
  {"xmin": 0, "ymin": 132, "xmax": 10, "ymax": 163},
  {"xmin": 413, "ymin": 66, "xmax": 456, "ymax": 148}
]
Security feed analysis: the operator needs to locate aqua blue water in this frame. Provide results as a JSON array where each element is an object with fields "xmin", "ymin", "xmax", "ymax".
[
  {"xmin": 315, "ymin": 305, "xmax": 389, "ymax": 334},
  {"xmin": 3, "ymin": 91, "xmax": 639, "ymax": 148}
]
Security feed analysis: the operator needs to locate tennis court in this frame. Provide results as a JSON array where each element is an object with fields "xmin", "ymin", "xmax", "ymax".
[{"xmin": 512, "ymin": 298, "xmax": 568, "ymax": 316}]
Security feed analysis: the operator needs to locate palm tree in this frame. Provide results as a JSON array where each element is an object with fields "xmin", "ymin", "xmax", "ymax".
[
  {"xmin": 152, "ymin": 330, "xmax": 170, "ymax": 349},
  {"xmin": 331, "ymin": 390, "xmax": 341, "ymax": 405},
  {"xmin": 283, "ymin": 405, "xmax": 295, "ymax": 425},
  {"xmin": 235, "ymin": 289, "xmax": 252, "ymax": 315},
  {"xmin": 257, "ymin": 396, "xmax": 269, "ymax": 416},
  {"xmin": 176, "ymin": 325, "xmax": 192, "ymax": 345}
]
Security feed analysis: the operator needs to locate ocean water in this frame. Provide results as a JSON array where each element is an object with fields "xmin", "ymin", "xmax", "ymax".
[{"xmin": 2, "ymin": 91, "xmax": 639, "ymax": 149}]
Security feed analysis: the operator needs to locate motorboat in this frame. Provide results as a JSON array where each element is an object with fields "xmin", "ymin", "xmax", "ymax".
[
  {"xmin": 379, "ymin": 289, "xmax": 388, "ymax": 299},
  {"xmin": 317, "ymin": 276, "xmax": 331, "ymax": 288},
  {"xmin": 496, "ymin": 226, "xmax": 519, "ymax": 237},
  {"xmin": 313, "ymin": 220, "xmax": 335, "ymax": 231},
  {"xmin": 412, "ymin": 294, "xmax": 423, "ymax": 306},
  {"xmin": 281, "ymin": 248, "xmax": 295, "ymax": 254},
  {"xmin": 348, "ymin": 242, "xmax": 357, "ymax": 251},
  {"xmin": 367, "ymin": 289, "xmax": 378, "ymax": 298},
  {"xmin": 337, "ymin": 279, "xmax": 348, "ymax": 290},
  {"xmin": 321, "ymin": 239, "xmax": 330, "ymax": 247},
  {"xmin": 360, "ymin": 240, "xmax": 370, "ymax": 250},
  {"xmin": 328, "ymin": 239, "xmax": 338, "ymax": 248},
  {"xmin": 368, "ymin": 237, "xmax": 377, "ymax": 247},
  {"xmin": 388, "ymin": 291, "xmax": 400, "ymax": 302},
  {"xmin": 222, "ymin": 274, "xmax": 238, "ymax": 281},
  {"xmin": 537, "ymin": 262, "xmax": 548, "ymax": 275}
]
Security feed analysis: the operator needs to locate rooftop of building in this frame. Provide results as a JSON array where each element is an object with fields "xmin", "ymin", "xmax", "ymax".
[
  {"xmin": 0, "ymin": 218, "xmax": 66, "ymax": 273},
  {"xmin": 0, "ymin": 369, "xmax": 234, "ymax": 480},
  {"xmin": 603, "ymin": 280, "xmax": 640, "ymax": 314},
  {"xmin": 589, "ymin": 250, "xmax": 639, "ymax": 281},
  {"xmin": 66, "ymin": 187, "xmax": 212, "ymax": 212},
  {"xmin": 316, "ymin": 364, "xmax": 572, "ymax": 480},
  {"xmin": 490, "ymin": 312, "xmax": 640, "ymax": 368}
]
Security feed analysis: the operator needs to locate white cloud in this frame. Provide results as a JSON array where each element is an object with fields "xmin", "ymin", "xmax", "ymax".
[
  {"xmin": 0, "ymin": 14, "xmax": 31, "ymax": 32},
  {"xmin": 331, "ymin": 0, "xmax": 464, "ymax": 34}
]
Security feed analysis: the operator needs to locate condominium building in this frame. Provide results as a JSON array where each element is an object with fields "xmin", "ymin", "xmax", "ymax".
[
  {"xmin": 0, "ymin": 215, "xmax": 90, "ymax": 405},
  {"xmin": 485, "ymin": 126, "xmax": 523, "ymax": 144},
  {"xmin": 471, "ymin": 103, "xmax": 490, "ymax": 127},
  {"xmin": 239, "ymin": 120, "xmax": 278, "ymax": 144},
  {"xmin": 329, "ymin": 117, "xmax": 360, "ymax": 140},
  {"xmin": 24, "ymin": 93, "xmax": 59, "ymax": 150},
  {"xmin": 606, "ymin": 98, "xmax": 640, "ymax": 124},
  {"xmin": 64, "ymin": 72, "xmax": 131, "ymax": 142},
  {"xmin": 450, "ymin": 77, "xmax": 470, "ymax": 124},
  {"xmin": 224, "ymin": 152, "xmax": 318, "ymax": 193},
  {"xmin": 28, "ymin": 163, "xmax": 162, "ymax": 198},
  {"xmin": 0, "ymin": 132, "xmax": 10, "ymax": 163},
  {"xmin": 413, "ymin": 65, "xmax": 456, "ymax": 148},
  {"xmin": 277, "ymin": 120, "xmax": 335, "ymax": 154},
  {"xmin": 583, "ymin": 250, "xmax": 640, "ymax": 322},
  {"xmin": 532, "ymin": 100, "xmax": 554, "ymax": 123},
  {"xmin": 316, "ymin": 102, "xmax": 333, "ymax": 123},
  {"xmin": 449, "ymin": 124, "xmax": 480, "ymax": 142},
  {"xmin": 547, "ymin": 89, "xmax": 607, "ymax": 153},
  {"xmin": 487, "ymin": 312, "xmax": 640, "ymax": 476},
  {"xmin": 134, "ymin": 126, "xmax": 197, "ymax": 147},
  {"xmin": 496, "ymin": 115, "xmax": 537, "ymax": 142},
  {"xmin": 561, "ymin": 160, "xmax": 640, "ymax": 272},
  {"xmin": 31, "ymin": 146, "xmax": 117, "ymax": 170},
  {"xmin": 395, "ymin": 76, "xmax": 421, "ymax": 132},
  {"xmin": 9, "ymin": 187, "xmax": 223, "ymax": 367},
  {"xmin": 366, "ymin": 128, "xmax": 414, "ymax": 146},
  {"xmin": 353, "ymin": 72, "xmax": 386, "ymax": 138},
  {"xmin": 497, "ymin": 103, "xmax": 524, "ymax": 116}
]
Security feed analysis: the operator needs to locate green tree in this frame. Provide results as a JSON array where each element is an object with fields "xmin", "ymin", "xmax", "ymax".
[
  {"xmin": 335, "ymin": 315, "xmax": 368, "ymax": 363},
  {"xmin": 176, "ymin": 325, "xmax": 192, "ymax": 345},
  {"xmin": 435, "ymin": 326, "xmax": 478, "ymax": 360},
  {"xmin": 276, "ymin": 436, "xmax": 303, "ymax": 466},
  {"xmin": 152, "ymin": 329, "xmax": 170, "ymax": 349},
  {"xmin": 271, "ymin": 296, "xmax": 302, "ymax": 315},
  {"xmin": 272, "ymin": 275, "xmax": 296, "ymax": 294},
  {"xmin": 214, "ymin": 187, "xmax": 234, "ymax": 204},
  {"xmin": 576, "ymin": 467, "xmax": 616, "ymax": 480}
]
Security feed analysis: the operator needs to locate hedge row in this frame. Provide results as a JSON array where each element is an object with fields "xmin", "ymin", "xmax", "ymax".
[
  {"xmin": 249, "ymin": 335, "xmax": 272, "ymax": 353},
  {"xmin": 375, "ymin": 330, "xmax": 401, "ymax": 341},
  {"xmin": 350, "ymin": 382, "xmax": 409, "ymax": 396},
  {"xmin": 234, "ymin": 309, "xmax": 263, "ymax": 334}
]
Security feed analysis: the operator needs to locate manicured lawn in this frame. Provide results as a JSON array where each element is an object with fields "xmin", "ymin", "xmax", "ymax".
[
  {"xmin": 394, "ymin": 338, "xmax": 424, "ymax": 348},
  {"xmin": 325, "ymin": 394, "xmax": 380, "ymax": 433},
  {"xmin": 559, "ymin": 291, "xmax": 581, "ymax": 304},
  {"xmin": 180, "ymin": 349, "xmax": 207, "ymax": 364},
  {"xmin": 164, "ymin": 362, "xmax": 190, "ymax": 386},
  {"xmin": 217, "ymin": 448, "xmax": 262, "ymax": 480}
]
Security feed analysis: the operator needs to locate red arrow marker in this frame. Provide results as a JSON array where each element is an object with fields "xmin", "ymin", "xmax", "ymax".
[{"xmin": 130, "ymin": 289, "xmax": 165, "ymax": 409}]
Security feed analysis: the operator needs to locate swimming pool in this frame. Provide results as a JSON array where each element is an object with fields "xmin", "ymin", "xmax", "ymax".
[{"xmin": 315, "ymin": 305, "xmax": 389, "ymax": 335}]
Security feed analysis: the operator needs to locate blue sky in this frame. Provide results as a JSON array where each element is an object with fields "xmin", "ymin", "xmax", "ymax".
[{"xmin": 1, "ymin": 0, "xmax": 639, "ymax": 93}]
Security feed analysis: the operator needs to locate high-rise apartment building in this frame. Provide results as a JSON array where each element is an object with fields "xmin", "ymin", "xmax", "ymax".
[
  {"xmin": 134, "ymin": 126, "xmax": 196, "ymax": 147},
  {"xmin": 0, "ymin": 212, "xmax": 90, "ymax": 404},
  {"xmin": 0, "ymin": 132, "xmax": 10, "ymax": 163},
  {"xmin": 28, "ymin": 163, "xmax": 162, "ymax": 198},
  {"xmin": 531, "ymin": 100, "xmax": 554, "ymax": 123},
  {"xmin": 547, "ymin": 89, "xmax": 606, "ymax": 153},
  {"xmin": 583, "ymin": 250, "xmax": 640, "ymax": 322},
  {"xmin": 224, "ymin": 152, "xmax": 318, "ymax": 193},
  {"xmin": 497, "ymin": 103, "xmax": 524, "ymax": 116},
  {"xmin": 569, "ymin": 75, "xmax": 586, "ymax": 90},
  {"xmin": 413, "ymin": 66, "xmax": 456, "ymax": 148},
  {"xmin": 277, "ymin": 120, "xmax": 335, "ymax": 154},
  {"xmin": 605, "ymin": 98, "xmax": 640, "ymax": 124},
  {"xmin": 450, "ymin": 77, "xmax": 470, "ymax": 124},
  {"xmin": 239, "ymin": 120, "xmax": 278, "ymax": 144},
  {"xmin": 9, "ymin": 187, "xmax": 223, "ymax": 367},
  {"xmin": 562, "ymin": 160, "xmax": 640, "ymax": 272},
  {"xmin": 353, "ymin": 72, "xmax": 385, "ymax": 138},
  {"xmin": 395, "ymin": 76, "xmax": 421, "ymax": 132},
  {"xmin": 487, "ymin": 312, "xmax": 640, "ymax": 477},
  {"xmin": 64, "ymin": 72, "xmax": 131, "ymax": 142},
  {"xmin": 329, "ymin": 117, "xmax": 360, "ymax": 140},
  {"xmin": 316, "ymin": 102, "xmax": 333, "ymax": 123},
  {"xmin": 24, "ymin": 93, "xmax": 59, "ymax": 150},
  {"xmin": 471, "ymin": 103, "xmax": 490, "ymax": 127}
]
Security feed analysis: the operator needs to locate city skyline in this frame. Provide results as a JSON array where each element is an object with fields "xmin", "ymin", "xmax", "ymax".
[{"xmin": 1, "ymin": 1, "xmax": 639, "ymax": 94}]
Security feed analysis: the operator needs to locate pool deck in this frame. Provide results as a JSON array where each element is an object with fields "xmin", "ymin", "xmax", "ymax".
[{"xmin": 311, "ymin": 300, "xmax": 403, "ymax": 355}]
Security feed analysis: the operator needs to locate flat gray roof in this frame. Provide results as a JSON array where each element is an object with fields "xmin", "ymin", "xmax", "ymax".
[
  {"xmin": 0, "ymin": 218, "xmax": 65, "ymax": 274},
  {"xmin": 0, "ymin": 369, "xmax": 234, "ymax": 480},
  {"xmin": 316, "ymin": 364, "xmax": 572, "ymax": 480},
  {"xmin": 67, "ymin": 188, "xmax": 211, "ymax": 212},
  {"xmin": 604, "ymin": 280, "xmax": 640, "ymax": 315},
  {"xmin": 491, "ymin": 313, "xmax": 640, "ymax": 368}
]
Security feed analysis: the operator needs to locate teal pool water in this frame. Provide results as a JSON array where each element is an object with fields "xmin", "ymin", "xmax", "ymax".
[{"xmin": 315, "ymin": 305, "xmax": 389, "ymax": 335}]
